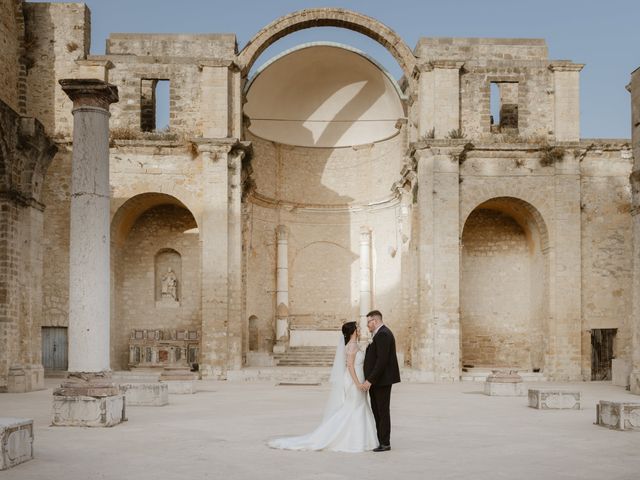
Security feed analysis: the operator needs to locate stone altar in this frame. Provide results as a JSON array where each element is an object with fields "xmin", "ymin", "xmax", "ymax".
[{"xmin": 129, "ymin": 329, "xmax": 200, "ymax": 371}]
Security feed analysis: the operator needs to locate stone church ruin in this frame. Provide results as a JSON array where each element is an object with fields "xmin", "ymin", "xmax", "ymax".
[{"xmin": 1, "ymin": 1, "xmax": 640, "ymax": 402}]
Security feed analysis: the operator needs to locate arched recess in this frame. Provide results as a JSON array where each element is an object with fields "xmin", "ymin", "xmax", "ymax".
[
  {"xmin": 237, "ymin": 8, "xmax": 416, "ymax": 80},
  {"xmin": 460, "ymin": 197, "xmax": 550, "ymax": 372},
  {"xmin": 110, "ymin": 192, "xmax": 201, "ymax": 370}
]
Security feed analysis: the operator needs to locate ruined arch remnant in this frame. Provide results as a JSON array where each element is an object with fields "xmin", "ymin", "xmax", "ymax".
[{"xmin": 237, "ymin": 8, "xmax": 417, "ymax": 79}]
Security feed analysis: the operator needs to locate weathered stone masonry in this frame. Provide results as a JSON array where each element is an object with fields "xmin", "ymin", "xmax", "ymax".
[{"xmin": 0, "ymin": 3, "xmax": 637, "ymax": 388}]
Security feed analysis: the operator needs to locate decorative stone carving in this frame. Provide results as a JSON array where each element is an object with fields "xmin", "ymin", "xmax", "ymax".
[
  {"xmin": 596, "ymin": 401, "xmax": 640, "ymax": 431},
  {"xmin": 528, "ymin": 389, "xmax": 581, "ymax": 409},
  {"xmin": 0, "ymin": 418, "xmax": 33, "ymax": 470},
  {"xmin": 161, "ymin": 267, "xmax": 178, "ymax": 301},
  {"xmin": 129, "ymin": 329, "xmax": 200, "ymax": 370},
  {"xmin": 119, "ymin": 383, "xmax": 169, "ymax": 406}
]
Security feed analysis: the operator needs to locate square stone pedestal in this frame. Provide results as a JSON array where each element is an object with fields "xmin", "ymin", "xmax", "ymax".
[
  {"xmin": 596, "ymin": 401, "xmax": 640, "ymax": 431},
  {"xmin": 7, "ymin": 364, "xmax": 45, "ymax": 393},
  {"xmin": 0, "ymin": 418, "xmax": 33, "ymax": 470},
  {"xmin": 119, "ymin": 383, "xmax": 169, "ymax": 406},
  {"xmin": 528, "ymin": 389, "xmax": 581, "ymax": 409},
  {"xmin": 52, "ymin": 374, "xmax": 126, "ymax": 427},
  {"xmin": 160, "ymin": 367, "xmax": 197, "ymax": 394},
  {"xmin": 483, "ymin": 371, "xmax": 526, "ymax": 396}
]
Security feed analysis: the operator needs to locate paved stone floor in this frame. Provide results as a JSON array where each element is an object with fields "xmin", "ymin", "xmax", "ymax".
[{"xmin": 1, "ymin": 378, "xmax": 639, "ymax": 479}]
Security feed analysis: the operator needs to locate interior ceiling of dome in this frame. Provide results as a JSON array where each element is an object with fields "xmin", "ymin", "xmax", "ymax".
[{"xmin": 244, "ymin": 44, "xmax": 405, "ymax": 148}]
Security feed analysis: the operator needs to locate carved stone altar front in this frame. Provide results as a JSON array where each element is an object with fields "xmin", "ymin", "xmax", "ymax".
[{"xmin": 128, "ymin": 329, "xmax": 200, "ymax": 370}]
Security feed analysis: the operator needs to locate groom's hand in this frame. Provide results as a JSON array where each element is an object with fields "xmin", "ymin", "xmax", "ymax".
[{"xmin": 362, "ymin": 380, "xmax": 372, "ymax": 392}]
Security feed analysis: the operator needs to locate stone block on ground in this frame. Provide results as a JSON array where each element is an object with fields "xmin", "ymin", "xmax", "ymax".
[
  {"xmin": 596, "ymin": 401, "xmax": 640, "ymax": 431},
  {"xmin": 7, "ymin": 365, "xmax": 45, "ymax": 393},
  {"xmin": 528, "ymin": 389, "xmax": 581, "ymax": 409},
  {"xmin": 159, "ymin": 367, "xmax": 197, "ymax": 394},
  {"xmin": 483, "ymin": 370, "xmax": 526, "ymax": 396},
  {"xmin": 119, "ymin": 383, "xmax": 168, "ymax": 406},
  {"xmin": 0, "ymin": 418, "xmax": 33, "ymax": 470},
  {"xmin": 52, "ymin": 394, "xmax": 126, "ymax": 427}
]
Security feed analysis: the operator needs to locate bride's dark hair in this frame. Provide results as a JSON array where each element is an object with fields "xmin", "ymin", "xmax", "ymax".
[{"xmin": 341, "ymin": 321, "xmax": 357, "ymax": 345}]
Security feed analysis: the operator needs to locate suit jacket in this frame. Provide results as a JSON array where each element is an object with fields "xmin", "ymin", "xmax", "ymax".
[{"xmin": 364, "ymin": 325, "xmax": 401, "ymax": 386}]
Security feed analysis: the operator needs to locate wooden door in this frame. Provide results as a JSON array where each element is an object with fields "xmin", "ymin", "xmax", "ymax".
[
  {"xmin": 591, "ymin": 328, "xmax": 616, "ymax": 381},
  {"xmin": 42, "ymin": 327, "xmax": 68, "ymax": 371}
]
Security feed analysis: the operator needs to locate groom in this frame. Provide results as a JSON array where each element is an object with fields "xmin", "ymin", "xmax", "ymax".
[{"xmin": 362, "ymin": 310, "xmax": 400, "ymax": 452}]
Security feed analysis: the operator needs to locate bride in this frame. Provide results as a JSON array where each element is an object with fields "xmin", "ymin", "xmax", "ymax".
[{"xmin": 268, "ymin": 321, "xmax": 378, "ymax": 452}]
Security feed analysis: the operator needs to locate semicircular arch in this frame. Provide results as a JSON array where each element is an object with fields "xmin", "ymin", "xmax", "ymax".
[{"xmin": 238, "ymin": 8, "xmax": 416, "ymax": 79}]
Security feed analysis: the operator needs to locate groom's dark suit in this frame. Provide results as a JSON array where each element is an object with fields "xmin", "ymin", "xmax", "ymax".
[{"xmin": 364, "ymin": 324, "xmax": 400, "ymax": 448}]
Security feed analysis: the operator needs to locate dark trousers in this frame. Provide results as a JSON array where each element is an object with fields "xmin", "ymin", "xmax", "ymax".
[{"xmin": 369, "ymin": 384, "xmax": 392, "ymax": 446}]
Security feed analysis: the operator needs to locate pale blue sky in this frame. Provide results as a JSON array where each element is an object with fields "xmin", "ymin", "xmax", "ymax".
[{"xmin": 38, "ymin": 0, "xmax": 640, "ymax": 138}]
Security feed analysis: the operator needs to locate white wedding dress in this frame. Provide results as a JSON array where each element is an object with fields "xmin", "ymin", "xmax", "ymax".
[{"xmin": 268, "ymin": 340, "xmax": 378, "ymax": 453}]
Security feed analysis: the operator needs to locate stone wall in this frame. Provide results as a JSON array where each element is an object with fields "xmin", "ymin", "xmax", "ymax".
[
  {"xmin": 580, "ymin": 145, "xmax": 633, "ymax": 377},
  {"xmin": 245, "ymin": 132, "xmax": 409, "ymax": 356},
  {"xmin": 461, "ymin": 208, "xmax": 535, "ymax": 369},
  {"xmin": 0, "ymin": 0, "xmax": 22, "ymax": 112},
  {"xmin": 112, "ymin": 204, "xmax": 200, "ymax": 369},
  {"xmin": 23, "ymin": 2, "xmax": 89, "ymax": 136}
]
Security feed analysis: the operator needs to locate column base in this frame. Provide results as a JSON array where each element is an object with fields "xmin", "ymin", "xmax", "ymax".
[
  {"xmin": 630, "ymin": 371, "xmax": 640, "ymax": 395},
  {"xmin": 7, "ymin": 364, "xmax": 45, "ymax": 393},
  {"xmin": 51, "ymin": 372, "xmax": 126, "ymax": 427}
]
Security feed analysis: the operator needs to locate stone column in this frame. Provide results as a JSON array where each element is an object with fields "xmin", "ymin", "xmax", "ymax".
[
  {"xmin": 274, "ymin": 225, "xmax": 289, "ymax": 354},
  {"xmin": 359, "ymin": 227, "xmax": 372, "ymax": 338},
  {"xmin": 52, "ymin": 79, "xmax": 124, "ymax": 427},
  {"xmin": 629, "ymin": 68, "xmax": 640, "ymax": 394},
  {"xmin": 549, "ymin": 62, "xmax": 584, "ymax": 142}
]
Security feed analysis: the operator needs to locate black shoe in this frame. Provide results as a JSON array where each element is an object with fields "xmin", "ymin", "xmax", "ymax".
[{"xmin": 373, "ymin": 445, "xmax": 391, "ymax": 452}]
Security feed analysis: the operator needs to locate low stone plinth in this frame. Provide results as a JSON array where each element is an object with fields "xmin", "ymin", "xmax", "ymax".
[
  {"xmin": 119, "ymin": 383, "xmax": 168, "ymax": 406},
  {"xmin": 52, "ymin": 374, "xmax": 126, "ymax": 427},
  {"xmin": 528, "ymin": 389, "xmax": 581, "ymax": 409},
  {"xmin": 52, "ymin": 394, "xmax": 126, "ymax": 427},
  {"xmin": 162, "ymin": 380, "xmax": 195, "ymax": 394},
  {"xmin": 596, "ymin": 401, "xmax": 640, "ymax": 431},
  {"xmin": 7, "ymin": 364, "xmax": 45, "ymax": 393},
  {"xmin": 160, "ymin": 367, "xmax": 197, "ymax": 394},
  {"xmin": 0, "ymin": 418, "xmax": 33, "ymax": 470},
  {"xmin": 484, "ymin": 370, "xmax": 526, "ymax": 396}
]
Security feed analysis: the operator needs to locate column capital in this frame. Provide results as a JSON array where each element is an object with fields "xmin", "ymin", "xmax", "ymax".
[
  {"xmin": 59, "ymin": 78, "xmax": 119, "ymax": 110},
  {"xmin": 548, "ymin": 61, "xmax": 585, "ymax": 73}
]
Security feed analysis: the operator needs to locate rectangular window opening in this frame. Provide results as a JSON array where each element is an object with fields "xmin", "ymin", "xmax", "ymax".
[
  {"xmin": 140, "ymin": 79, "xmax": 170, "ymax": 132},
  {"xmin": 490, "ymin": 81, "xmax": 518, "ymax": 133}
]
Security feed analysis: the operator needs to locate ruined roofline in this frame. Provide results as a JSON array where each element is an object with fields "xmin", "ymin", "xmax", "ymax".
[
  {"xmin": 106, "ymin": 33, "xmax": 237, "ymax": 57},
  {"xmin": 415, "ymin": 37, "xmax": 548, "ymax": 61}
]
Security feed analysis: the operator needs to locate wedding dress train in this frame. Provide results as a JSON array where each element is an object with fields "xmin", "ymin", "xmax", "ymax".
[{"xmin": 268, "ymin": 342, "xmax": 378, "ymax": 453}]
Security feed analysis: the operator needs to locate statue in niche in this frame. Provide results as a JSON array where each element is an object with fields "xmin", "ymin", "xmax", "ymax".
[{"xmin": 161, "ymin": 267, "xmax": 178, "ymax": 301}]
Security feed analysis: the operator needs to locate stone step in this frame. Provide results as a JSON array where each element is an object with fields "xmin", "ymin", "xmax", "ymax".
[{"xmin": 461, "ymin": 368, "xmax": 547, "ymax": 383}]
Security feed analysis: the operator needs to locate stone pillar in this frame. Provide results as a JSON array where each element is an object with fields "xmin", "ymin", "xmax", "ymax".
[
  {"xmin": 227, "ymin": 146, "xmax": 244, "ymax": 370},
  {"xmin": 629, "ymin": 67, "xmax": 640, "ymax": 394},
  {"xmin": 359, "ymin": 227, "xmax": 372, "ymax": 338},
  {"xmin": 549, "ymin": 62, "xmax": 584, "ymax": 142},
  {"xmin": 197, "ymin": 141, "xmax": 229, "ymax": 378},
  {"xmin": 52, "ymin": 79, "xmax": 124, "ymax": 427},
  {"xmin": 274, "ymin": 225, "xmax": 289, "ymax": 354},
  {"xmin": 548, "ymin": 150, "xmax": 582, "ymax": 381},
  {"xmin": 431, "ymin": 61, "xmax": 465, "ymax": 139},
  {"xmin": 413, "ymin": 146, "xmax": 461, "ymax": 382}
]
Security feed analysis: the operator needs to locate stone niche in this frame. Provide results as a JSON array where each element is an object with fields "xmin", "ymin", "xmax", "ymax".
[{"xmin": 129, "ymin": 329, "xmax": 200, "ymax": 370}]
